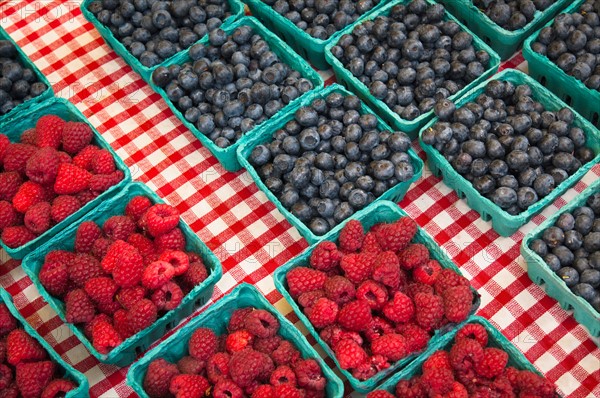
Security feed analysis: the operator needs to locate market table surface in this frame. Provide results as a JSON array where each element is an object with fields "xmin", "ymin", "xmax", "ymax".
[{"xmin": 0, "ymin": 1, "xmax": 598, "ymax": 397}]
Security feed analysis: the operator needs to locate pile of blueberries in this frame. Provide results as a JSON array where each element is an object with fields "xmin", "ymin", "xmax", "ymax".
[
  {"xmin": 249, "ymin": 90, "xmax": 415, "ymax": 236},
  {"xmin": 530, "ymin": 193, "xmax": 600, "ymax": 312},
  {"xmin": 87, "ymin": 0, "xmax": 233, "ymax": 68},
  {"xmin": 531, "ymin": 0, "xmax": 600, "ymax": 92},
  {"xmin": 262, "ymin": 0, "xmax": 382, "ymax": 40},
  {"xmin": 473, "ymin": 0, "xmax": 555, "ymax": 31},
  {"xmin": 151, "ymin": 25, "xmax": 315, "ymax": 148},
  {"xmin": 0, "ymin": 40, "xmax": 48, "ymax": 115},
  {"xmin": 422, "ymin": 78, "xmax": 595, "ymax": 215},
  {"xmin": 330, "ymin": 0, "xmax": 493, "ymax": 121}
]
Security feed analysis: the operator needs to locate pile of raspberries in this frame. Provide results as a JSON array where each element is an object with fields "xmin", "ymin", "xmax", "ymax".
[
  {"xmin": 367, "ymin": 323, "xmax": 556, "ymax": 398},
  {"xmin": 0, "ymin": 114, "xmax": 124, "ymax": 248},
  {"xmin": 142, "ymin": 307, "xmax": 328, "ymax": 398},
  {"xmin": 286, "ymin": 217, "xmax": 475, "ymax": 380},
  {"xmin": 38, "ymin": 195, "xmax": 209, "ymax": 355},
  {"xmin": 0, "ymin": 303, "xmax": 79, "ymax": 397}
]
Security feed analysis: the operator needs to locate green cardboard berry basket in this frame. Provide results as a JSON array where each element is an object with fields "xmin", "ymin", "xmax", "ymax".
[
  {"xmin": 126, "ymin": 283, "xmax": 345, "ymax": 398},
  {"xmin": 523, "ymin": 0, "xmax": 600, "ymax": 128},
  {"xmin": 0, "ymin": 26, "xmax": 53, "ymax": 125},
  {"xmin": 437, "ymin": 0, "xmax": 571, "ymax": 60},
  {"xmin": 419, "ymin": 69, "xmax": 600, "ymax": 237},
  {"xmin": 150, "ymin": 16, "xmax": 323, "ymax": 172},
  {"xmin": 0, "ymin": 97, "xmax": 131, "ymax": 259},
  {"xmin": 323, "ymin": 0, "xmax": 501, "ymax": 139},
  {"xmin": 80, "ymin": 0, "xmax": 244, "ymax": 83},
  {"xmin": 375, "ymin": 316, "xmax": 559, "ymax": 395},
  {"xmin": 521, "ymin": 179, "xmax": 600, "ymax": 337},
  {"xmin": 0, "ymin": 288, "xmax": 89, "ymax": 397},
  {"xmin": 244, "ymin": 0, "xmax": 388, "ymax": 70},
  {"xmin": 236, "ymin": 83, "xmax": 424, "ymax": 246},
  {"xmin": 21, "ymin": 181, "xmax": 223, "ymax": 366},
  {"xmin": 273, "ymin": 200, "xmax": 481, "ymax": 392}
]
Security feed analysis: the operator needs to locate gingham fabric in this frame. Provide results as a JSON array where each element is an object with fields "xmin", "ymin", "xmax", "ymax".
[{"xmin": 0, "ymin": 1, "xmax": 598, "ymax": 397}]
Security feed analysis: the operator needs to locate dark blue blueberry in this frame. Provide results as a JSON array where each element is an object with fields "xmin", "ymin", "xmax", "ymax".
[
  {"xmin": 543, "ymin": 226, "xmax": 565, "ymax": 248},
  {"xmin": 584, "ymin": 232, "xmax": 600, "ymax": 252},
  {"xmin": 553, "ymin": 245, "xmax": 574, "ymax": 266},
  {"xmin": 544, "ymin": 253, "xmax": 562, "ymax": 272},
  {"xmin": 491, "ymin": 187, "xmax": 517, "ymax": 209},
  {"xmin": 572, "ymin": 283, "xmax": 598, "ymax": 303},
  {"xmin": 530, "ymin": 238, "xmax": 548, "ymax": 257},
  {"xmin": 517, "ymin": 187, "xmax": 537, "ymax": 210},
  {"xmin": 333, "ymin": 202, "xmax": 354, "ymax": 223},
  {"xmin": 309, "ymin": 218, "xmax": 330, "ymax": 235},
  {"xmin": 557, "ymin": 266, "xmax": 580, "ymax": 287}
]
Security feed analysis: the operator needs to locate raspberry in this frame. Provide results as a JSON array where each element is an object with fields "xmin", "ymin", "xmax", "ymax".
[
  {"xmin": 297, "ymin": 290, "xmax": 325, "ymax": 309},
  {"xmin": 83, "ymin": 313, "xmax": 112, "ymax": 339},
  {"xmin": 127, "ymin": 233, "xmax": 155, "ymax": 259},
  {"xmin": 12, "ymin": 181, "xmax": 46, "ymax": 213},
  {"xmin": 294, "ymin": 359, "xmax": 326, "ymax": 390},
  {"xmin": 0, "ymin": 304, "xmax": 17, "ymax": 335},
  {"xmin": 3, "ymin": 143, "xmax": 37, "ymax": 174},
  {"xmin": 361, "ymin": 232, "xmax": 382, "ymax": 254},
  {"xmin": 229, "ymin": 349, "xmax": 273, "ymax": 388},
  {"xmin": 84, "ymin": 276, "xmax": 118, "ymax": 307},
  {"xmin": 159, "ymin": 250, "xmax": 190, "ymax": 276},
  {"xmin": 143, "ymin": 260, "xmax": 175, "ymax": 289},
  {"xmin": 45, "ymin": 250, "xmax": 76, "ymax": 266},
  {"xmin": 398, "ymin": 244, "xmax": 429, "ymax": 270},
  {"xmin": 515, "ymin": 369, "xmax": 555, "ymax": 398},
  {"xmin": 307, "ymin": 297, "xmax": 338, "ymax": 328},
  {"xmin": 89, "ymin": 149, "xmax": 115, "ymax": 174},
  {"xmin": 253, "ymin": 335, "xmax": 282, "ymax": 354},
  {"xmin": 25, "ymin": 147, "xmax": 60, "ymax": 186},
  {"xmin": 445, "ymin": 382, "xmax": 468, "ymax": 398},
  {"xmin": 0, "ymin": 201, "xmax": 19, "ymax": 230},
  {"xmin": 309, "ymin": 241, "xmax": 342, "ymax": 271},
  {"xmin": 109, "ymin": 242, "xmax": 144, "ymax": 288},
  {"xmin": 41, "ymin": 379, "xmax": 76, "ymax": 398},
  {"xmin": 189, "ymin": 328, "xmax": 219, "ymax": 361},
  {"xmin": 414, "ymin": 292, "xmax": 444, "ymax": 331},
  {"xmin": 434, "ymin": 269, "xmax": 470, "ymax": 295},
  {"xmin": 116, "ymin": 285, "xmax": 147, "ymax": 310},
  {"xmin": 383, "ymin": 291, "xmax": 415, "ymax": 324},
  {"xmin": 225, "ymin": 330, "xmax": 254, "ymax": 353},
  {"xmin": 65, "ymin": 289, "xmax": 95, "ymax": 324},
  {"xmin": 145, "ymin": 204, "xmax": 180, "ymax": 237},
  {"xmin": 213, "ymin": 379, "xmax": 243, "ymax": 398},
  {"xmin": 251, "ymin": 384, "xmax": 274, "ymax": 398},
  {"xmin": 15, "ymin": 361, "xmax": 55, "ymax": 398},
  {"xmin": 422, "ymin": 350, "xmax": 452, "ymax": 373},
  {"xmin": 1, "ymin": 225, "xmax": 36, "ymax": 247},
  {"xmin": 24, "ymin": 201, "xmax": 51, "ymax": 234},
  {"xmin": 36, "ymin": 115, "xmax": 65, "ymax": 148},
  {"xmin": 374, "ymin": 217, "xmax": 417, "ymax": 252},
  {"xmin": 102, "ymin": 215, "xmax": 136, "ymax": 241},
  {"xmin": 244, "ymin": 309, "xmax": 279, "ymax": 338},
  {"xmin": 127, "ymin": 299, "xmax": 157, "ymax": 334},
  {"xmin": 0, "ymin": 172, "xmax": 22, "ymax": 201},
  {"xmin": 395, "ymin": 378, "xmax": 426, "ymax": 398},
  {"xmin": 338, "ymin": 300, "xmax": 372, "ymax": 332},
  {"xmin": 126, "ymin": 195, "xmax": 152, "ymax": 220},
  {"xmin": 324, "ymin": 275, "xmax": 355, "ymax": 305},
  {"xmin": 449, "ymin": 338, "xmax": 484, "ymax": 371},
  {"xmin": 356, "ymin": 280, "xmax": 388, "ymax": 310},
  {"xmin": 61, "ymin": 121, "xmax": 93, "ymax": 155},
  {"xmin": 0, "ymin": 133, "xmax": 9, "ymax": 160},
  {"xmin": 286, "ymin": 267, "xmax": 327, "ymax": 297},
  {"xmin": 372, "ymin": 333, "xmax": 407, "ymax": 362},
  {"xmin": 89, "ymin": 170, "xmax": 123, "ymax": 192},
  {"xmin": 169, "ymin": 374, "xmax": 210, "ymax": 397},
  {"xmin": 364, "ymin": 316, "xmax": 394, "ymax": 342},
  {"xmin": 273, "ymin": 384, "xmax": 302, "ymax": 398},
  {"xmin": 351, "ymin": 355, "xmax": 389, "ymax": 380},
  {"xmin": 74, "ymin": 221, "xmax": 102, "ymax": 253},
  {"xmin": 151, "ymin": 281, "xmax": 184, "ymax": 311},
  {"xmin": 366, "ymin": 391, "xmax": 394, "ymax": 398},
  {"xmin": 6, "ymin": 329, "xmax": 46, "ymax": 365},
  {"xmin": 50, "ymin": 195, "xmax": 81, "ymax": 223},
  {"xmin": 1, "ymin": 384, "xmax": 19, "ymax": 398},
  {"xmin": 421, "ymin": 366, "xmax": 454, "ymax": 395},
  {"xmin": 372, "ymin": 251, "xmax": 403, "ymax": 289},
  {"xmin": 228, "ymin": 308, "xmax": 253, "ymax": 331},
  {"xmin": 154, "ymin": 226, "xmax": 186, "ymax": 252},
  {"xmin": 113, "ymin": 309, "xmax": 133, "ymax": 339},
  {"xmin": 340, "ymin": 252, "xmax": 376, "ymax": 284},
  {"xmin": 53, "ymin": 163, "xmax": 92, "ymax": 195},
  {"xmin": 442, "ymin": 285, "xmax": 473, "ymax": 323},
  {"xmin": 397, "ymin": 323, "xmax": 430, "ymax": 354},
  {"xmin": 413, "ymin": 260, "xmax": 442, "ymax": 285},
  {"xmin": 39, "ymin": 260, "xmax": 70, "ymax": 298},
  {"xmin": 404, "ymin": 282, "xmax": 434, "ymax": 299},
  {"xmin": 0, "ymin": 364, "xmax": 13, "ymax": 390},
  {"xmin": 92, "ymin": 237, "xmax": 113, "ymax": 259},
  {"xmin": 177, "ymin": 356, "xmax": 205, "ymax": 375},
  {"xmin": 75, "ymin": 189, "xmax": 98, "ymax": 205},
  {"xmin": 272, "ymin": 340, "xmax": 300, "ymax": 366},
  {"xmin": 270, "ymin": 365, "xmax": 296, "ymax": 386},
  {"xmin": 339, "ymin": 219, "xmax": 364, "ymax": 252},
  {"xmin": 68, "ymin": 253, "xmax": 104, "ymax": 287},
  {"xmin": 56, "ymin": 151, "xmax": 72, "ymax": 164},
  {"xmin": 474, "ymin": 347, "xmax": 508, "ymax": 379},
  {"xmin": 72, "ymin": 145, "xmax": 99, "ymax": 170},
  {"xmin": 334, "ymin": 338, "xmax": 368, "ymax": 369},
  {"xmin": 456, "ymin": 323, "xmax": 488, "ymax": 347},
  {"xmin": 206, "ymin": 352, "xmax": 230, "ymax": 382}
]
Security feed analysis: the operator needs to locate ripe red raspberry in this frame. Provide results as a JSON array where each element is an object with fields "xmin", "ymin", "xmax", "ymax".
[
  {"xmin": 41, "ymin": 378, "xmax": 76, "ymax": 398},
  {"xmin": 456, "ymin": 323, "xmax": 488, "ymax": 347},
  {"xmin": 515, "ymin": 369, "xmax": 555, "ymax": 398},
  {"xmin": 229, "ymin": 349, "xmax": 273, "ymax": 388},
  {"xmin": 24, "ymin": 201, "xmax": 51, "ymax": 234},
  {"xmin": 340, "ymin": 252, "xmax": 376, "ymax": 284},
  {"xmin": 339, "ymin": 219, "xmax": 364, "ymax": 252},
  {"xmin": 25, "ymin": 147, "xmax": 60, "ymax": 186},
  {"xmin": 126, "ymin": 195, "xmax": 152, "ymax": 220},
  {"xmin": 0, "ymin": 303, "xmax": 17, "ymax": 335},
  {"xmin": 12, "ymin": 181, "xmax": 46, "ymax": 213},
  {"xmin": 361, "ymin": 231, "xmax": 382, "ymax": 254},
  {"xmin": 442, "ymin": 285, "xmax": 473, "ymax": 323},
  {"xmin": 0, "ymin": 172, "xmax": 22, "ymax": 201},
  {"xmin": 422, "ymin": 350, "xmax": 452, "ymax": 373},
  {"xmin": 61, "ymin": 121, "xmax": 93, "ymax": 155},
  {"xmin": 3, "ymin": 143, "xmax": 37, "ymax": 174},
  {"xmin": 372, "ymin": 251, "xmax": 403, "ymax": 289},
  {"xmin": 434, "ymin": 269, "xmax": 470, "ymax": 295},
  {"xmin": 90, "ymin": 149, "xmax": 116, "ymax": 174},
  {"xmin": 395, "ymin": 378, "xmax": 426, "ymax": 398},
  {"xmin": 351, "ymin": 355, "xmax": 388, "ymax": 381},
  {"xmin": 68, "ymin": 253, "xmax": 104, "ymax": 287},
  {"xmin": 89, "ymin": 170, "xmax": 123, "ymax": 192},
  {"xmin": 50, "ymin": 195, "xmax": 81, "ymax": 223},
  {"xmin": 83, "ymin": 313, "xmax": 112, "ymax": 339},
  {"xmin": 309, "ymin": 241, "xmax": 342, "ymax": 271},
  {"xmin": 449, "ymin": 338, "xmax": 484, "ymax": 371},
  {"xmin": 356, "ymin": 280, "xmax": 388, "ymax": 310},
  {"xmin": 111, "ymin": 243, "xmax": 144, "ymax": 288},
  {"xmin": 0, "ymin": 133, "xmax": 9, "ymax": 160},
  {"xmin": 189, "ymin": 328, "xmax": 219, "ymax": 361},
  {"xmin": 225, "ymin": 329, "xmax": 254, "ymax": 353},
  {"xmin": 65, "ymin": 289, "xmax": 96, "ymax": 324},
  {"xmin": 127, "ymin": 299, "xmax": 157, "ymax": 334},
  {"xmin": 84, "ymin": 276, "xmax": 118, "ymax": 307},
  {"xmin": 116, "ymin": 285, "xmax": 146, "ymax": 310},
  {"xmin": 181, "ymin": 261, "xmax": 208, "ymax": 287},
  {"xmin": 91, "ymin": 237, "xmax": 113, "ymax": 259},
  {"xmin": 1, "ymin": 225, "xmax": 36, "ymax": 247},
  {"xmin": 286, "ymin": 267, "xmax": 327, "ymax": 298},
  {"xmin": 253, "ymin": 335, "xmax": 282, "ymax": 354},
  {"xmin": 56, "ymin": 151, "xmax": 72, "ymax": 164},
  {"xmin": 75, "ymin": 189, "xmax": 98, "ymax": 205},
  {"xmin": 169, "ymin": 374, "xmax": 211, "ymax": 397},
  {"xmin": 307, "ymin": 297, "xmax": 338, "ymax": 328},
  {"xmin": 151, "ymin": 281, "xmax": 184, "ymax": 311},
  {"xmin": 273, "ymin": 384, "xmax": 302, "ymax": 398},
  {"xmin": 366, "ymin": 390, "xmax": 394, "ymax": 398},
  {"xmin": 44, "ymin": 250, "xmax": 76, "ymax": 266},
  {"xmin": 6, "ymin": 329, "xmax": 46, "ymax": 365},
  {"xmin": 74, "ymin": 221, "xmax": 102, "ymax": 253},
  {"xmin": 414, "ymin": 292, "xmax": 444, "ymax": 331},
  {"xmin": 213, "ymin": 379, "xmax": 243, "ymax": 398},
  {"xmin": 143, "ymin": 358, "xmax": 180, "ymax": 398},
  {"xmin": 397, "ymin": 323, "xmax": 430, "ymax": 354},
  {"xmin": 228, "ymin": 308, "xmax": 253, "ymax": 332},
  {"xmin": 127, "ymin": 233, "xmax": 155, "ymax": 259},
  {"xmin": 364, "ymin": 316, "xmax": 394, "ymax": 342},
  {"xmin": 113, "ymin": 309, "xmax": 133, "ymax": 339},
  {"xmin": 324, "ymin": 275, "xmax": 355, "ymax": 305},
  {"xmin": 72, "ymin": 145, "xmax": 99, "ymax": 170},
  {"xmin": 374, "ymin": 217, "xmax": 417, "ymax": 252},
  {"xmin": 15, "ymin": 360, "xmax": 55, "ymax": 398},
  {"xmin": 413, "ymin": 259, "xmax": 442, "ymax": 285},
  {"xmin": 251, "ymin": 384, "xmax": 274, "ymax": 398},
  {"xmin": 177, "ymin": 355, "xmax": 205, "ymax": 375},
  {"xmin": 421, "ymin": 366, "xmax": 454, "ymax": 395},
  {"xmin": 154, "ymin": 227, "xmax": 186, "ymax": 253},
  {"xmin": 398, "ymin": 244, "xmax": 429, "ymax": 270},
  {"xmin": 36, "ymin": 115, "xmax": 65, "ymax": 148},
  {"xmin": 294, "ymin": 359, "xmax": 326, "ymax": 390},
  {"xmin": 383, "ymin": 291, "xmax": 415, "ymax": 324},
  {"xmin": 403, "ymin": 282, "xmax": 434, "ymax": 299},
  {"xmin": 445, "ymin": 381, "xmax": 468, "ymax": 398},
  {"xmin": 103, "ymin": 215, "xmax": 136, "ymax": 241},
  {"xmin": 145, "ymin": 204, "xmax": 180, "ymax": 237},
  {"xmin": 474, "ymin": 347, "xmax": 508, "ymax": 379},
  {"xmin": 244, "ymin": 309, "xmax": 279, "ymax": 338},
  {"xmin": 338, "ymin": 300, "xmax": 372, "ymax": 332},
  {"xmin": 159, "ymin": 250, "xmax": 190, "ymax": 276},
  {"xmin": 271, "ymin": 340, "xmax": 300, "ymax": 366},
  {"xmin": 334, "ymin": 338, "xmax": 368, "ymax": 370},
  {"xmin": 372, "ymin": 333, "xmax": 407, "ymax": 362},
  {"xmin": 270, "ymin": 365, "xmax": 296, "ymax": 386},
  {"xmin": 206, "ymin": 352, "xmax": 230, "ymax": 382},
  {"xmin": 0, "ymin": 201, "xmax": 19, "ymax": 230},
  {"xmin": 53, "ymin": 163, "xmax": 92, "ymax": 195},
  {"xmin": 142, "ymin": 260, "xmax": 175, "ymax": 289},
  {"xmin": 297, "ymin": 290, "xmax": 325, "ymax": 309}
]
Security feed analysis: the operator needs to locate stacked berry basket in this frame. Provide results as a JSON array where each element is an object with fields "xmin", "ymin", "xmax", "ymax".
[{"xmin": 0, "ymin": 0, "xmax": 598, "ymax": 397}]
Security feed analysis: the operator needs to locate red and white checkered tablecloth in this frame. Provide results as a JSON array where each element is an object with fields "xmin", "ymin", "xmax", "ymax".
[{"xmin": 0, "ymin": 1, "xmax": 598, "ymax": 397}]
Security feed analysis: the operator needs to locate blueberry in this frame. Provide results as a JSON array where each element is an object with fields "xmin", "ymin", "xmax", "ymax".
[
  {"xmin": 543, "ymin": 226, "xmax": 565, "ymax": 248},
  {"xmin": 309, "ymin": 218, "xmax": 330, "ymax": 235},
  {"xmin": 292, "ymin": 201, "xmax": 314, "ymax": 221},
  {"xmin": 498, "ymin": 175, "xmax": 519, "ymax": 190},
  {"xmin": 531, "ymin": 238, "xmax": 548, "ymax": 256},
  {"xmin": 572, "ymin": 283, "xmax": 598, "ymax": 303},
  {"xmin": 533, "ymin": 173, "xmax": 554, "ymax": 197},
  {"xmin": 517, "ymin": 187, "xmax": 537, "ymax": 210},
  {"xmin": 575, "ymin": 214, "xmax": 594, "ymax": 235},
  {"xmin": 320, "ymin": 179, "xmax": 340, "ymax": 199},
  {"xmin": 573, "ymin": 257, "xmax": 590, "ymax": 274},
  {"xmin": 333, "ymin": 202, "xmax": 354, "ymax": 223},
  {"xmin": 581, "ymin": 269, "xmax": 600, "ymax": 289},
  {"xmin": 557, "ymin": 266, "xmax": 580, "ymax": 287},
  {"xmin": 544, "ymin": 253, "xmax": 562, "ymax": 272},
  {"xmin": 583, "ymin": 232, "xmax": 600, "ymax": 252},
  {"xmin": 556, "ymin": 213, "xmax": 576, "ymax": 231}
]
